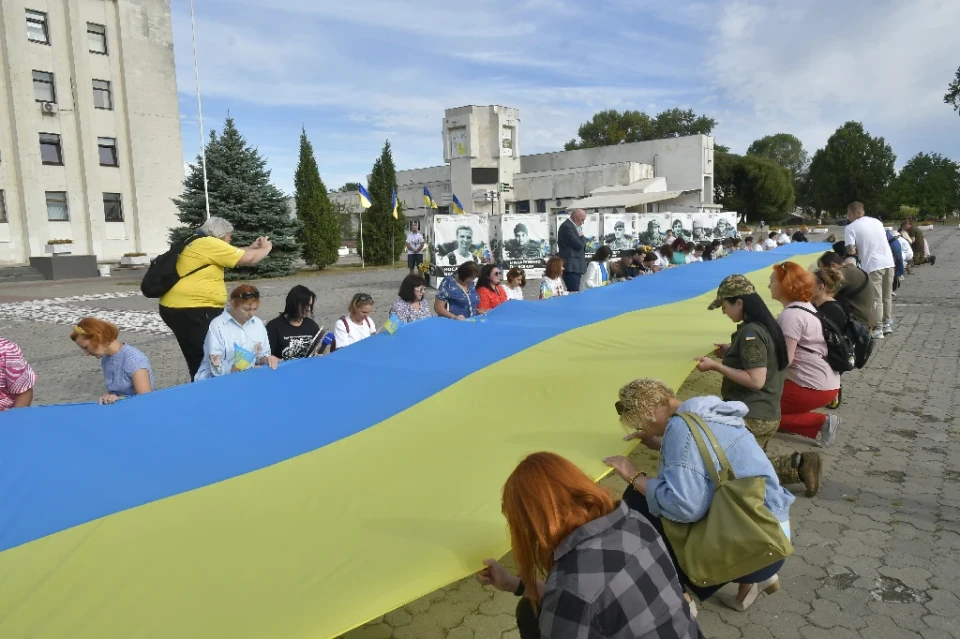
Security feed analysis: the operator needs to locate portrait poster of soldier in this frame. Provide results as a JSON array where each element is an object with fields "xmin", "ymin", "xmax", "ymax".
[
  {"xmin": 691, "ymin": 217, "xmax": 711, "ymax": 243},
  {"xmin": 601, "ymin": 213, "xmax": 640, "ymax": 257},
  {"xmin": 502, "ymin": 214, "xmax": 549, "ymax": 272},
  {"xmin": 433, "ymin": 214, "xmax": 491, "ymax": 276},
  {"xmin": 637, "ymin": 213, "xmax": 671, "ymax": 247},
  {"xmin": 551, "ymin": 211, "xmax": 600, "ymax": 258},
  {"xmin": 712, "ymin": 214, "xmax": 739, "ymax": 239},
  {"xmin": 668, "ymin": 213, "xmax": 694, "ymax": 241}
]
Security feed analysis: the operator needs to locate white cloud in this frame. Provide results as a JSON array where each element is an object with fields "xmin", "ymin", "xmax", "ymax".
[
  {"xmin": 707, "ymin": 0, "xmax": 960, "ymax": 163},
  {"xmin": 170, "ymin": 0, "xmax": 959, "ymax": 194}
]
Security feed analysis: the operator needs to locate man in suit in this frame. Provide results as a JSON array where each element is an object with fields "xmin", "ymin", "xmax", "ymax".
[{"xmin": 558, "ymin": 209, "xmax": 587, "ymax": 292}]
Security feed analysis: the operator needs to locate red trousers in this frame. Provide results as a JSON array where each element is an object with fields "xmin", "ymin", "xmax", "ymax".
[{"xmin": 778, "ymin": 379, "xmax": 838, "ymax": 439}]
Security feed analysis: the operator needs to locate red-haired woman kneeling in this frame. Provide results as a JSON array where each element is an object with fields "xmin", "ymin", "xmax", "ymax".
[
  {"xmin": 770, "ymin": 262, "xmax": 841, "ymax": 449},
  {"xmin": 71, "ymin": 317, "xmax": 154, "ymax": 404},
  {"xmin": 476, "ymin": 452, "xmax": 701, "ymax": 639}
]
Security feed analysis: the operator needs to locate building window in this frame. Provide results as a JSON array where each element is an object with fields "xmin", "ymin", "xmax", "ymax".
[
  {"xmin": 471, "ymin": 167, "xmax": 499, "ymax": 185},
  {"xmin": 535, "ymin": 199, "xmax": 546, "ymax": 213},
  {"xmin": 0, "ymin": 190, "xmax": 7, "ymax": 223},
  {"xmin": 93, "ymin": 79, "xmax": 113, "ymax": 110},
  {"xmin": 103, "ymin": 193, "xmax": 123, "ymax": 222},
  {"xmin": 32, "ymin": 71, "xmax": 56, "ymax": 103},
  {"xmin": 516, "ymin": 201, "xmax": 531, "ymax": 214},
  {"xmin": 26, "ymin": 10, "xmax": 50, "ymax": 44},
  {"xmin": 647, "ymin": 203, "xmax": 655, "ymax": 213},
  {"xmin": 87, "ymin": 22, "xmax": 107, "ymax": 54},
  {"xmin": 46, "ymin": 191, "xmax": 69, "ymax": 221},
  {"xmin": 40, "ymin": 133, "xmax": 64, "ymax": 165},
  {"xmin": 98, "ymin": 137, "xmax": 118, "ymax": 166}
]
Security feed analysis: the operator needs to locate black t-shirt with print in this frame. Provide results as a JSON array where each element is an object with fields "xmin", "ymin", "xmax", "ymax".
[{"xmin": 266, "ymin": 315, "xmax": 321, "ymax": 360}]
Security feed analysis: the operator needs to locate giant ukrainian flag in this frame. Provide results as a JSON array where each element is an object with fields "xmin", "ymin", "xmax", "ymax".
[{"xmin": 0, "ymin": 244, "xmax": 826, "ymax": 638}]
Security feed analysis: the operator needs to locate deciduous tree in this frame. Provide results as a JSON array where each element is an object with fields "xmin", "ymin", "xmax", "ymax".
[
  {"xmin": 564, "ymin": 108, "xmax": 717, "ymax": 150},
  {"xmin": 714, "ymin": 152, "xmax": 795, "ymax": 223},
  {"xmin": 807, "ymin": 121, "xmax": 896, "ymax": 214}
]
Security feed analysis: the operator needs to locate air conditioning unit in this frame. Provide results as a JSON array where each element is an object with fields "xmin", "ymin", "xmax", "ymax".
[{"xmin": 40, "ymin": 102, "xmax": 58, "ymax": 115}]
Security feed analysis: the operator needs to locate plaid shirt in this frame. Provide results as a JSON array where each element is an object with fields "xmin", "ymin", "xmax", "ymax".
[{"xmin": 539, "ymin": 501, "xmax": 702, "ymax": 639}]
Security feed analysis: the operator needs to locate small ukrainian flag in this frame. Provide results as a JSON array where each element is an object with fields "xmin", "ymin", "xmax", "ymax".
[
  {"xmin": 452, "ymin": 194, "xmax": 465, "ymax": 215},
  {"xmin": 357, "ymin": 184, "xmax": 372, "ymax": 209},
  {"xmin": 391, "ymin": 188, "xmax": 398, "ymax": 219},
  {"xmin": 423, "ymin": 187, "xmax": 438, "ymax": 209}
]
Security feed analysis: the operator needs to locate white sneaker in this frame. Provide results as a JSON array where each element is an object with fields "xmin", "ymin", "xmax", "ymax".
[
  {"xmin": 871, "ymin": 329, "xmax": 884, "ymax": 339},
  {"xmin": 883, "ymin": 323, "xmax": 893, "ymax": 335},
  {"xmin": 819, "ymin": 415, "xmax": 839, "ymax": 448}
]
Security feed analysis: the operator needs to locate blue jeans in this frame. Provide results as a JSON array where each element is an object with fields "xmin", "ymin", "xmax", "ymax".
[{"xmin": 622, "ymin": 486, "xmax": 784, "ymax": 601}]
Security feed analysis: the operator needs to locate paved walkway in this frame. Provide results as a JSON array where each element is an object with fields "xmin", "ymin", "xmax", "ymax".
[{"xmin": 342, "ymin": 228, "xmax": 960, "ymax": 639}]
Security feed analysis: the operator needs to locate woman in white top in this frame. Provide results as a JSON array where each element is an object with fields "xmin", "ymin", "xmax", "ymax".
[
  {"xmin": 333, "ymin": 292, "xmax": 378, "ymax": 349},
  {"xmin": 195, "ymin": 284, "xmax": 280, "ymax": 380},
  {"xmin": 539, "ymin": 257, "xmax": 568, "ymax": 299},
  {"xmin": 654, "ymin": 244, "xmax": 674, "ymax": 269},
  {"xmin": 769, "ymin": 262, "xmax": 841, "ymax": 448},
  {"xmin": 503, "ymin": 267, "xmax": 526, "ymax": 301},
  {"xmin": 763, "ymin": 232, "xmax": 779, "ymax": 251},
  {"xmin": 582, "ymin": 245, "xmax": 613, "ymax": 289}
]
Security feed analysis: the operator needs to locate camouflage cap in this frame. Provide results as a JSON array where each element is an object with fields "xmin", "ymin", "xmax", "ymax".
[{"xmin": 708, "ymin": 274, "xmax": 756, "ymax": 310}]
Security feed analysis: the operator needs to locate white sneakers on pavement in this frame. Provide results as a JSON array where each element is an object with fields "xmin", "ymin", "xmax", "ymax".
[{"xmin": 819, "ymin": 414, "xmax": 840, "ymax": 448}]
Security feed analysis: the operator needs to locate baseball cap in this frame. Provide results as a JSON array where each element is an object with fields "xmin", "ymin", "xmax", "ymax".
[{"xmin": 708, "ymin": 274, "xmax": 756, "ymax": 310}]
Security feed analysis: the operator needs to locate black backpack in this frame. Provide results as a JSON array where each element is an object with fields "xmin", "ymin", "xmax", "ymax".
[
  {"xmin": 844, "ymin": 315, "xmax": 874, "ymax": 369},
  {"xmin": 140, "ymin": 234, "xmax": 210, "ymax": 298},
  {"xmin": 788, "ymin": 305, "xmax": 857, "ymax": 373}
]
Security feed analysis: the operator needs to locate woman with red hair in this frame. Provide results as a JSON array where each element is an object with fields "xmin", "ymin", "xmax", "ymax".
[
  {"xmin": 71, "ymin": 317, "xmax": 153, "ymax": 404},
  {"xmin": 475, "ymin": 452, "xmax": 700, "ymax": 639},
  {"xmin": 770, "ymin": 262, "xmax": 841, "ymax": 450}
]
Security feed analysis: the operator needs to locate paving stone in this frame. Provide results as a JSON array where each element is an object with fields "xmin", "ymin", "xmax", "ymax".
[{"xmin": 807, "ymin": 598, "xmax": 867, "ymax": 630}]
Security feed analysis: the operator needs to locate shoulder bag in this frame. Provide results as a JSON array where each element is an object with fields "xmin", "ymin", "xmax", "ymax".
[{"xmin": 660, "ymin": 412, "xmax": 794, "ymax": 587}]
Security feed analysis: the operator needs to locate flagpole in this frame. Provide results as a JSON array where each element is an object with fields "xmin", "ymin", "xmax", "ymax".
[
  {"xmin": 189, "ymin": 0, "xmax": 210, "ymax": 220},
  {"xmin": 360, "ymin": 213, "xmax": 365, "ymax": 270}
]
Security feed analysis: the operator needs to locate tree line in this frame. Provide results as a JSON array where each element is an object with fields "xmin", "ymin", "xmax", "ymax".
[
  {"xmin": 565, "ymin": 95, "xmax": 960, "ymax": 224},
  {"xmin": 174, "ymin": 65, "xmax": 959, "ymax": 279},
  {"xmin": 174, "ymin": 118, "xmax": 405, "ymax": 278}
]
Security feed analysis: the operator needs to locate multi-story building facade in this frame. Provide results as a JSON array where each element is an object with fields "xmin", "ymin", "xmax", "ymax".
[
  {"xmin": 0, "ymin": 0, "xmax": 182, "ymax": 264},
  {"xmin": 330, "ymin": 105, "xmax": 720, "ymax": 225}
]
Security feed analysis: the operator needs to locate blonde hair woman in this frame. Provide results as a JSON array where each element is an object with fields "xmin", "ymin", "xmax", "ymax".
[{"xmin": 603, "ymin": 378, "xmax": 794, "ymax": 611}]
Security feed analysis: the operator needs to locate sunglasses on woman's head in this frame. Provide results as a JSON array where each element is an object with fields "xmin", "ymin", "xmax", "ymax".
[{"xmin": 237, "ymin": 292, "xmax": 260, "ymax": 300}]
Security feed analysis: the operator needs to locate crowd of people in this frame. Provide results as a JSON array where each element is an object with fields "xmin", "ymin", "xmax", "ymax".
[{"xmin": 0, "ymin": 203, "xmax": 938, "ymax": 638}]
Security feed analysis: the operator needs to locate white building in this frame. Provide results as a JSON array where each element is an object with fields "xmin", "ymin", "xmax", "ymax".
[
  {"xmin": 332, "ymin": 105, "xmax": 720, "ymax": 224},
  {"xmin": 0, "ymin": 0, "xmax": 183, "ymax": 265}
]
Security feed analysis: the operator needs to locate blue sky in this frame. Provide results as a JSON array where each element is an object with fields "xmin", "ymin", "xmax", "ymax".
[{"xmin": 171, "ymin": 0, "xmax": 960, "ymax": 196}]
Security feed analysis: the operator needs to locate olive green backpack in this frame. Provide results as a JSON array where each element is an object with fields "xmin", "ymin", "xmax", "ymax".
[{"xmin": 660, "ymin": 412, "xmax": 794, "ymax": 587}]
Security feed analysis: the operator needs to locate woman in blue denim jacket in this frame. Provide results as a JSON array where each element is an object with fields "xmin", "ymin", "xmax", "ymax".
[{"xmin": 604, "ymin": 378, "xmax": 795, "ymax": 612}]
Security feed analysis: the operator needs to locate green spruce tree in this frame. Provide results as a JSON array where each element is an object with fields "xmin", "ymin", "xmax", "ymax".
[
  {"xmin": 172, "ymin": 117, "xmax": 301, "ymax": 279},
  {"xmin": 360, "ymin": 140, "xmax": 406, "ymax": 265},
  {"xmin": 294, "ymin": 128, "xmax": 340, "ymax": 268}
]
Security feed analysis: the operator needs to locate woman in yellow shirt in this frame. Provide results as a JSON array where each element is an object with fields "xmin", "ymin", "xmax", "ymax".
[{"xmin": 158, "ymin": 216, "xmax": 272, "ymax": 381}]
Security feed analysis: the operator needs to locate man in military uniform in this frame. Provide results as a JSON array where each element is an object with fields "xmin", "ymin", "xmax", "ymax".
[
  {"xmin": 505, "ymin": 223, "xmax": 544, "ymax": 260},
  {"xmin": 640, "ymin": 219, "xmax": 665, "ymax": 246},
  {"xmin": 698, "ymin": 274, "xmax": 822, "ymax": 497},
  {"xmin": 714, "ymin": 217, "xmax": 737, "ymax": 239},
  {"xmin": 691, "ymin": 220, "xmax": 708, "ymax": 242},
  {"xmin": 607, "ymin": 221, "xmax": 634, "ymax": 251}
]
